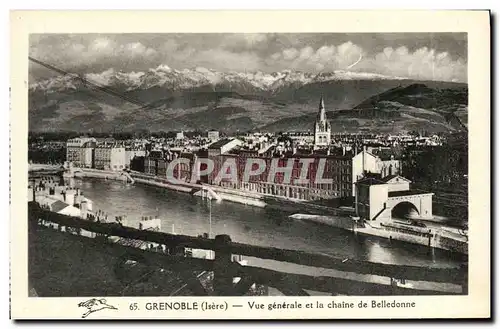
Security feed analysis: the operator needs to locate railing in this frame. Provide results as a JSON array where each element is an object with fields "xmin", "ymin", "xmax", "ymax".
[{"xmin": 28, "ymin": 202, "xmax": 468, "ymax": 296}]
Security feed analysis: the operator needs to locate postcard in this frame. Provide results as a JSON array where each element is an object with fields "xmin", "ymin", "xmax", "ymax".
[{"xmin": 10, "ymin": 10, "xmax": 490, "ymax": 319}]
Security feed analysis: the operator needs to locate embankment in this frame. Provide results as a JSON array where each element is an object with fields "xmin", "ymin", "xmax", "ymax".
[
  {"xmin": 74, "ymin": 168, "xmax": 128, "ymax": 181},
  {"xmin": 29, "ymin": 163, "xmax": 62, "ymax": 172},
  {"xmin": 73, "ymin": 169, "xmax": 352, "ymax": 216}
]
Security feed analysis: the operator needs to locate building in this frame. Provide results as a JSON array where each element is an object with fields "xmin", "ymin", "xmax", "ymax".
[
  {"xmin": 288, "ymin": 132, "xmax": 314, "ymax": 145},
  {"xmin": 351, "ymin": 148, "xmax": 402, "ymax": 196},
  {"xmin": 94, "ymin": 146, "xmax": 111, "ymax": 170},
  {"xmin": 207, "ymin": 138, "xmax": 243, "ymax": 157},
  {"xmin": 130, "ymin": 155, "xmax": 145, "ymax": 172},
  {"xmin": 110, "ymin": 146, "xmax": 127, "ymax": 171},
  {"xmin": 66, "ymin": 137, "xmax": 96, "ymax": 167},
  {"xmin": 314, "ymin": 97, "xmax": 331, "ymax": 148},
  {"xmin": 81, "ymin": 141, "xmax": 96, "ymax": 168},
  {"xmin": 144, "ymin": 150, "xmax": 165, "ymax": 175},
  {"xmin": 355, "ymin": 177, "xmax": 390, "ymax": 221},
  {"xmin": 381, "ymin": 175, "xmax": 411, "ymax": 192},
  {"xmin": 354, "ymin": 174, "xmax": 433, "ymax": 222},
  {"xmin": 125, "ymin": 148, "xmax": 146, "ymax": 169},
  {"xmin": 94, "ymin": 145, "xmax": 126, "ymax": 171},
  {"xmin": 208, "ymin": 130, "xmax": 220, "ymax": 142},
  {"xmin": 201, "ymin": 151, "xmax": 353, "ymax": 201},
  {"xmin": 172, "ymin": 152, "xmax": 198, "ymax": 182},
  {"xmin": 176, "ymin": 132, "xmax": 185, "ymax": 140}
]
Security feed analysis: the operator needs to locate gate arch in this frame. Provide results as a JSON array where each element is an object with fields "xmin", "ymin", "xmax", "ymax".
[{"xmin": 391, "ymin": 201, "xmax": 420, "ymax": 220}]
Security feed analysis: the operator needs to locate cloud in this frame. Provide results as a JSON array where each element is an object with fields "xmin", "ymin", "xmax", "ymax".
[
  {"xmin": 29, "ymin": 34, "xmax": 467, "ymax": 83},
  {"xmin": 364, "ymin": 46, "xmax": 467, "ymax": 82},
  {"xmin": 265, "ymin": 41, "xmax": 466, "ymax": 82},
  {"xmin": 282, "ymin": 48, "xmax": 299, "ymax": 61},
  {"xmin": 223, "ymin": 33, "xmax": 269, "ymax": 48},
  {"xmin": 30, "ymin": 35, "xmax": 159, "ymax": 75},
  {"xmin": 269, "ymin": 42, "xmax": 365, "ymax": 72},
  {"xmin": 89, "ymin": 37, "xmax": 115, "ymax": 53},
  {"xmin": 191, "ymin": 49, "xmax": 262, "ymax": 72},
  {"xmin": 121, "ymin": 42, "xmax": 157, "ymax": 57}
]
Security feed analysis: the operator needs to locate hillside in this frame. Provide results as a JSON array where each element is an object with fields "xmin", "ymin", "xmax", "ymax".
[
  {"xmin": 28, "ymin": 67, "xmax": 467, "ymax": 134},
  {"xmin": 262, "ymin": 83, "xmax": 468, "ymax": 133}
]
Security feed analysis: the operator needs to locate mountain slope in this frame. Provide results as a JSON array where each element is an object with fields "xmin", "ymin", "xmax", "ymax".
[
  {"xmin": 28, "ymin": 67, "xmax": 467, "ymax": 133},
  {"xmin": 261, "ymin": 83, "xmax": 468, "ymax": 133}
]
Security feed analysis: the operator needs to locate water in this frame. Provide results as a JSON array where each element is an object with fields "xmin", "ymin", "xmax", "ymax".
[{"xmin": 68, "ymin": 178, "xmax": 466, "ymax": 293}]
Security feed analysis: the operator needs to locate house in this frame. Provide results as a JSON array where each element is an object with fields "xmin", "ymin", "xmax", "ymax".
[{"xmin": 381, "ymin": 175, "xmax": 411, "ymax": 192}]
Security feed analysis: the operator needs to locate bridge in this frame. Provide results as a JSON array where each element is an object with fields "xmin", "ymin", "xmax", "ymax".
[
  {"xmin": 355, "ymin": 175, "xmax": 434, "ymax": 222},
  {"xmin": 387, "ymin": 190, "xmax": 433, "ymax": 220},
  {"xmin": 28, "ymin": 202, "xmax": 467, "ymax": 297}
]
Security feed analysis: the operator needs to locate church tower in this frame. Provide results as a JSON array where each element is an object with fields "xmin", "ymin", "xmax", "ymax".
[{"xmin": 314, "ymin": 96, "xmax": 331, "ymax": 148}]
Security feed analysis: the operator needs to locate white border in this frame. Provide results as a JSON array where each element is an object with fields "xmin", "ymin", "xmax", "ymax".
[{"xmin": 7, "ymin": 5, "xmax": 492, "ymax": 326}]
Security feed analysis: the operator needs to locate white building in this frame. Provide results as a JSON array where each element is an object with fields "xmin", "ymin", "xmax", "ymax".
[
  {"xmin": 289, "ymin": 132, "xmax": 314, "ymax": 145},
  {"xmin": 355, "ymin": 175, "xmax": 433, "ymax": 222},
  {"xmin": 176, "ymin": 132, "xmax": 185, "ymax": 140},
  {"xmin": 208, "ymin": 130, "xmax": 220, "ymax": 142},
  {"xmin": 81, "ymin": 142, "xmax": 95, "ymax": 168},
  {"xmin": 314, "ymin": 97, "xmax": 331, "ymax": 148},
  {"xmin": 66, "ymin": 137, "xmax": 96, "ymax": 167},
  {"xmin": 110, "ymin": 146, "xmax": 127, "ymax": 171},
  {"xmin": 94, "ymin": 145, "xmax": 126, "ymax": 171},
  {"xmin": 351, "ymin": 149, "xmax": 402, "ymax": 196},
  {"xmin": 207, "ymin": 138, "xmax": 243, "ymax": 156},
  {"xmin": 382, "ymin": 175, "xmax": 411, "ymax": 192}
]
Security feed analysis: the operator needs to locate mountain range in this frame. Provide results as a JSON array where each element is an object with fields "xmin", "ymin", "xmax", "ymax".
[{"xmin": 28, "ymin": 66, "xmax": 468, "ymax": 134}]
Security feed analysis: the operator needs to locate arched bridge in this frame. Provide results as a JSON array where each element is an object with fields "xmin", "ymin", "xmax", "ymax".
[{"xmin": 386, "ymin": 191, "xmax": 434, "ymax": 221}]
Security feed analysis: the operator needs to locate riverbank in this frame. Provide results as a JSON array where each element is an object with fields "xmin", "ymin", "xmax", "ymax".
[
  {"xmin": 73, "ymin": 168, "xmax": 353, "ymax": 217},
  {"xmin": 70, "ymin": 168, "xmax": 467, "ymax": 255},
  {"xmin": 29, "ymin": 163, "xmax": 62, "ymax": 172},
  {"xmin": 29, "ymin": 203, "xmax": 464, "ymax": 297}
]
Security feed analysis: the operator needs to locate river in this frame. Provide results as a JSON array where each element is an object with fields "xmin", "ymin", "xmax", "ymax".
[{"xmin": 67, "ymin": 177, "xmax": 467, "ymax": 294}]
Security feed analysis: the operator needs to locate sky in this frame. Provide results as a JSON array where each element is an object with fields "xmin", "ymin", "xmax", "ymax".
[{"xmin": 29, "ymin": 33, "xmax": 467, "ymax": 83}]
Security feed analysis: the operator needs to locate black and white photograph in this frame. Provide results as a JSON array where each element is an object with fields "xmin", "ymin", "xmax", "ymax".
[{"xmin": 10, "ymin": 10, "xmax": 490, "ymax": 320}]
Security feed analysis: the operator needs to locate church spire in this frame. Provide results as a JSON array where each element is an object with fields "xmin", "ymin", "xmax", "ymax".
[{"xmin": 318, "ymin": 96, "xmax": 326, "ymax": 121}]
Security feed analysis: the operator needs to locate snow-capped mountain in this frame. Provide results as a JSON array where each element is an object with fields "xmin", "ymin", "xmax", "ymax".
[
  {"xmin": 28, "ymin": 64, "xmax": 467, "ymax": 134},
  {"xmin": 29, "ymin": 65, "xmax": 408, "ymax": 93}
]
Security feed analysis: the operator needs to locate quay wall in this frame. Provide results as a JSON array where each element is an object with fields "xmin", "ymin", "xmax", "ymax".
[
  {"xmin": 355, "ymin": 225, "xmax": 432, "ymax": 247},
  {"xmin": 354, "ymin": 222, "xmax": 468, "ymax": 255},
  {"xmin": 75, "ymin": 169, "xmax": 351, "ymax": 216},
  {"xmin": 29, "ymin": 163, "xmax": 62, "ymax": 172},
  {"xmin": 56, "ymin": 168, "xmax": 468, "ymax": 255},
  {"xmin": 74, "ymin": 169, "xmax": 127, "ymax": 182}
]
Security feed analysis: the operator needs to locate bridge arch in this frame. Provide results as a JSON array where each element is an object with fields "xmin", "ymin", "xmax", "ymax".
[{"xmin": 391, "ymin": 201, "xmax": 420, "ymax": 220}]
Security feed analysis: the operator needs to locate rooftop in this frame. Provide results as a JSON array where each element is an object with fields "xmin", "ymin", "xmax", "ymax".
[
  {"xmin": 370, "ymin": 148, "xmax": 402, "ymax": 161},
  {"xmin": 208, "ymin": 138, "xmax": 235, "ymax": 150},
  {"xmin": 381, "ymin": 174, "xmax": 412, "ymax": 183},
  {"xmin": 50, "ymin": 200, "xmax": 69, "ymax": 213},
  {"xmin": 355, "ymin": 177, "xmax": 386, "ymax": 186}
]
